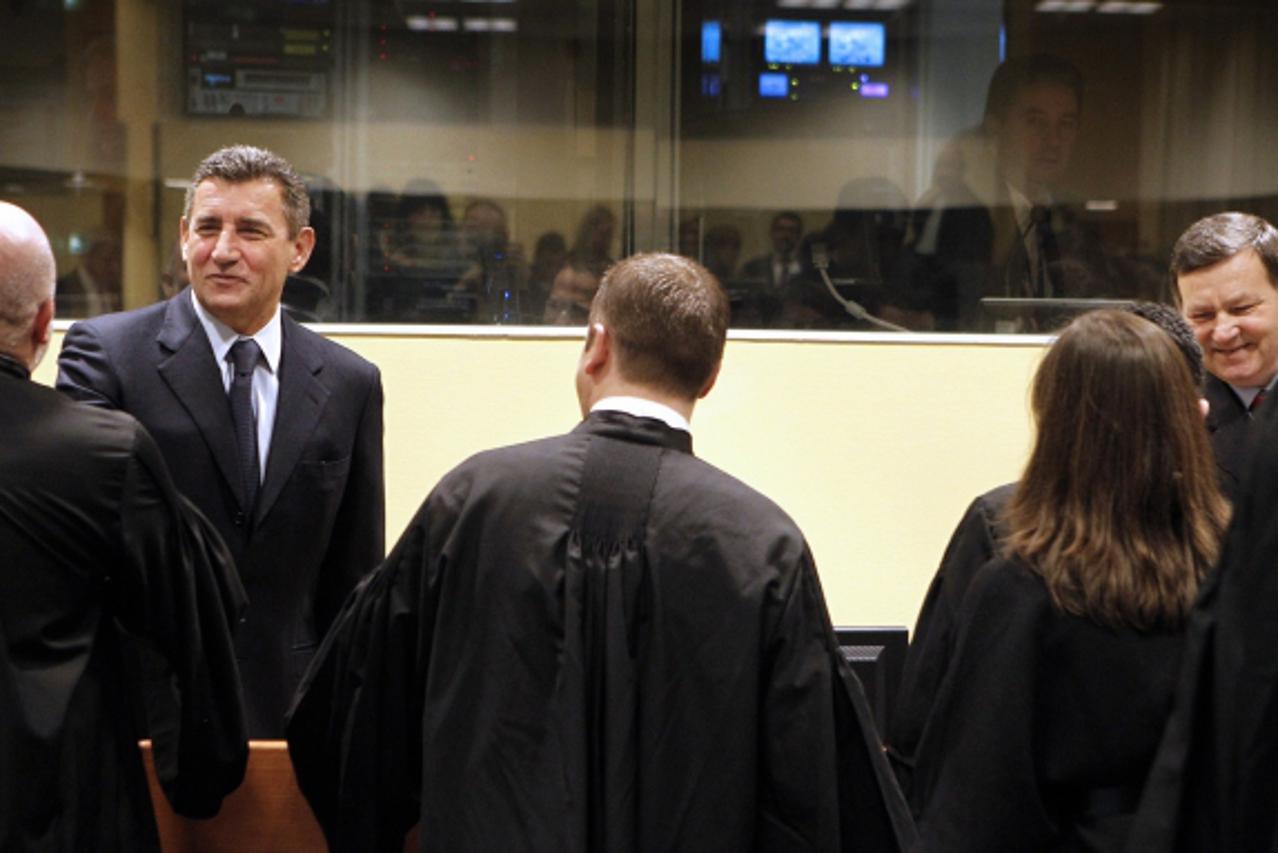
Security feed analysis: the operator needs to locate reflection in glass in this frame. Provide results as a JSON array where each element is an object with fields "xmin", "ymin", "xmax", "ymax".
[
  {"xmin": 3, "ymin": 0, "xmax": 1278, "ymax": 330},
  {"xmin": 678, "ymin": 0, "xmax": 1278, "ymax": 332}
]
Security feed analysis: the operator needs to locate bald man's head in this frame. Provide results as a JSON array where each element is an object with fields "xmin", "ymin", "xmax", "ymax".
[{"xmin": 0, "ymin": 202, "xmax": 57, "ymax": 367}]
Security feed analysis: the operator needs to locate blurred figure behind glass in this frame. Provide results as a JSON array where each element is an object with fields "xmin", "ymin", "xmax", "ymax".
[
  {"xmin": 455, "ymin": 198, "xmax": 528, "ymax": 323},
  {"xmin": 544, "ymin": 204, "xmax": 616, "ymax": 324},
  {"xmin": 57, "ymin": 229, "xmax": 122, "ymax": 317}
]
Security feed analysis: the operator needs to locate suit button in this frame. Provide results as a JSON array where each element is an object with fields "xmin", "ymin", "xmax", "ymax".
[{"xmin": 233, "ymin": 511, "xmax": 246, "ymax": 527}]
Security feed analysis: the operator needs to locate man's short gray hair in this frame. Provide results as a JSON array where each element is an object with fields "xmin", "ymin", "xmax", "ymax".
[
  {"xmin": 1170, "ymin": 212, "xmax": 1278, "ymax": 300},
  {"xmin": 184, "ymin": 145, "xmax": 311, "ymax": 238}
]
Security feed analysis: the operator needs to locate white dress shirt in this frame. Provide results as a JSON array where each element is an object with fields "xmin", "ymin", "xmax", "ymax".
[
  {"xmin": 591, "ymin": 395, "xmax": 691, "ymax": 433},
  {"xmin": 191, "ymin": 289, "xmax": 282, "ymax": 479}
]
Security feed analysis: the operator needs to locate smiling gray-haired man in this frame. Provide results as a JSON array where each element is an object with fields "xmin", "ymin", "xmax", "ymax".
[{"xmin": 57, "ymin": 144, "xmax": 386, "ymax": 737}]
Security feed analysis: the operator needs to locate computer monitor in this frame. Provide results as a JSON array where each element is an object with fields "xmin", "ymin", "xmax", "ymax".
[
  {"xmin": 981, "ymin": 297, "xmax": 1134, "ymax": 333},
  {"xmin": 828, "ymin": 21, "xmax": 886, "ymax": 67},
  {"xmin": 764, "ymin": 20, "xmax": 822, "ymax": 66},
  {"xmin": 701, "ymin": 20, "xmax": 722, "ymax": 64},
  {"xmin": 758, "ymin": 72, "xmax": 790, "ymax": 99},
  {"xmin": 834, "ymin": 626, "xmax": 908, "ymax": 735}
]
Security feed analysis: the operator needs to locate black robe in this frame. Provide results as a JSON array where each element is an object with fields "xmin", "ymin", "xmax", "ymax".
[
  {"xmin": 287, "ymin": 411, "xmax": 914, "ymax": 852},
  {"xmin": 887, "ymin": 482, "xmax": 1014, "ymax": 794},
  {"xmin": 0, "ymin": 358, "xmax": 247, "ymax": 851},
  {"xmin": 1203, "ymin": 372, "xmax": 1267, "ymax": 502},
  {"xmin": 1125, "ymin": 389, "xmax": 1278, "ymax": 851},
  {"xmin": 911, "ymin": 558, "xmax": 1185, "ymax": 852}
]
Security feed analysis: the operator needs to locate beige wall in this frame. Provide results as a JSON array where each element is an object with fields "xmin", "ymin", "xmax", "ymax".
[{"xmin": 36, "ymin": 329, "xmax": 1046, "ymax": 629}]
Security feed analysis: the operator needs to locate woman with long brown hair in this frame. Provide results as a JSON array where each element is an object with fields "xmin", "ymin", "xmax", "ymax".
[{"xmin": 911, "ymin": 309, "xmax": 1230, "ymax": 851}]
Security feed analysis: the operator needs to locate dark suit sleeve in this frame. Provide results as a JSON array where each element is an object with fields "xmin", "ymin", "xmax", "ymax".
[
  {"xmin": 56, "ymin": 319, "xmax": 123, "ymax": 409},
  {"xmin": 109, "ymin": 422, "xmax": 248, "ymax": 817},
  {"xmin": 315, "ymin": 367, "xmax": 386, "ymax": 634}
]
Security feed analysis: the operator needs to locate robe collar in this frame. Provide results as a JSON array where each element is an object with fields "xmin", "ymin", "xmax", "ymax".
[
  {"xmin": 590, "ymin": 395, "xmax": 691, "ymax": 433},
  {"xmin": 0, "ymin": 352, "xmax": 30, "ymax": 380},
  {"xmin": 575, "ymin": 409, "xmax": 693, "ymax": 456}
]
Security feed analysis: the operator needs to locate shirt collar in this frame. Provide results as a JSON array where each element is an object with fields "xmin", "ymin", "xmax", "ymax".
[
  {"xmin": 1230, "ymin": 373, "xmax": 1278, "ymax": 409},
  {"xmin": 1007, "ymin": 183, "xmax": 1035, "ymax": 233},
  {"xmin": 591, "ymin": 395, "xmax": 691, "ymax": 433},
  {"xmin": 190, "ymin": 288, "xmax": 282, "ymax": 374},
  {"xmin": 1006, "ymin": 182, "xmax": 1055, "ymax": 233}
]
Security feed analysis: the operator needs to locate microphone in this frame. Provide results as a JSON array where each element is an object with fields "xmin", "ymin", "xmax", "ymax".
[{"xmin": 810, "ymin": 243, "xmax": 907, "ymax": 332}]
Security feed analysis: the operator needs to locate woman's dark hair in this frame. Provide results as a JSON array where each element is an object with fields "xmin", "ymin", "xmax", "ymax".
[{"xmin": 1005, "ymin": 309, "xmax": 1228, "ymax": 629}]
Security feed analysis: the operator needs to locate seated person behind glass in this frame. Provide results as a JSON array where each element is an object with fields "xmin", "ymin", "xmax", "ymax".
[
  {"xmin": 525, "ymin": 231, "xmax": 567, "ymax": 320},
  {"xmin": 785, "ymin": 177, "xmax": 917, "ymax": 329},
  {"xmin": 453, "ymin": 199, "xmax": 529, "ymax": 323},
  {"xmin": 736, "ymin": 211, "xmax": 804, "ymax": 327},
  {"xmin": 379, "ymin": 186, "xmax": 464, "ymax": 279},
  {"xmin": 544, "ymin": 204, "xmax": 615, "ymax": 324}
]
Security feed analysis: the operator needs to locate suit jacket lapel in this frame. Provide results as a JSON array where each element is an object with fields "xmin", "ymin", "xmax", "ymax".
[
  {"xmin": 257, "ymin": 315, "xmax": 328, "ymax": 525},
  {"xmin": 156, "ymin": 293, "xmax": 248, "ymax": 509}
]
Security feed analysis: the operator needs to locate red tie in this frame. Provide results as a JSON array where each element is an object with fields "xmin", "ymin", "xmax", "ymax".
[{"xmin": 1251, "ymin": 388, "xmax": 1267, "ymax": 414}]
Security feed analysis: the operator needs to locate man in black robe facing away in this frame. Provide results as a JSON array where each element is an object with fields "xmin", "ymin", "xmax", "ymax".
[
  {"xmin": 0, "ymin": 201, "xmax": 248, "ymax": 850},
  {"xmin": 286, "ymin": 252, "xmax": 914, "ymax": 852}
]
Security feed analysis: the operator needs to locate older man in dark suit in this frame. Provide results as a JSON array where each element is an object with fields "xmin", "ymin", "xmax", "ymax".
[
  {"xmin": 0, "ymin": 201, "xmax": 247, "ymax": 850},
  {"xmin": 57, "ymin": 145, "xmax": 385, "ymax": 737}
]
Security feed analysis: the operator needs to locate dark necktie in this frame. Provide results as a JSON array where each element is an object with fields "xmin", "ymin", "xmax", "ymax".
[
  {"xmin": 227, "ymin": 338, "xmax": 262, "ymax": 513},
  {"xmin": 1030, "ymin": 205, "xmax": 1062, "ymax": 298},
  {"xmin": 1251, "ymin": 387, "xmax": 1268, "ymax": 415}
]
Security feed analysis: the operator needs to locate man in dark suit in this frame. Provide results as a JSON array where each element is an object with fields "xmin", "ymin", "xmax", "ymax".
[
  {"xmin": 0, "ymin": 201, "xmax": 247, "ymax": 850},
  {"xmin": 742, "ymin": 211, "xmax": 804, "ymax": 288},
  {"xmin": 57, "ymin": 145, "xmax": 386, "ymax": 737},
  {"xmin": 980, "ymin": 55, "xmax": 1115, "ymax": 310},
  {"xmin": 1173, "ymin": 212, "xmax": 1278, "ymax": 500},
  {"xmin": 910, "ymin": 55, "xmax": 1115, "ymax": 330},
  {"xmin": 737, "ymin": 211, "xmax": 803, "ymax": 326},
  {"xmin": 286, "ymin": 253, "xmax": 915, "ymax": 852}
]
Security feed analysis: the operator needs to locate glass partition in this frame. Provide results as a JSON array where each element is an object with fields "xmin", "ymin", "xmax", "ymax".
[
  {"xmin": 677, "ymin": 0, "xmax": 1278, "ymax": 332},
  {"xmin": 1, "ymin": 0, "xmax": 1276, "ymax": 331}
]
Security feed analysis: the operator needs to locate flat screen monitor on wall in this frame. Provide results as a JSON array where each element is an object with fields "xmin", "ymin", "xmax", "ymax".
[
  {"xmin": 764, "ymin": 20, "xmax": 822, "ymax": 66},
  {"xmin": 758, "ymin": 71, "xmax": 790, "ymax": 99},
  {"xmin": 828, "ymin": 21, "xmax": 886, "ymax": 68},
  {"xmin": 702, "ymin": 20, "xmax": 722, "ymax": 64}
]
